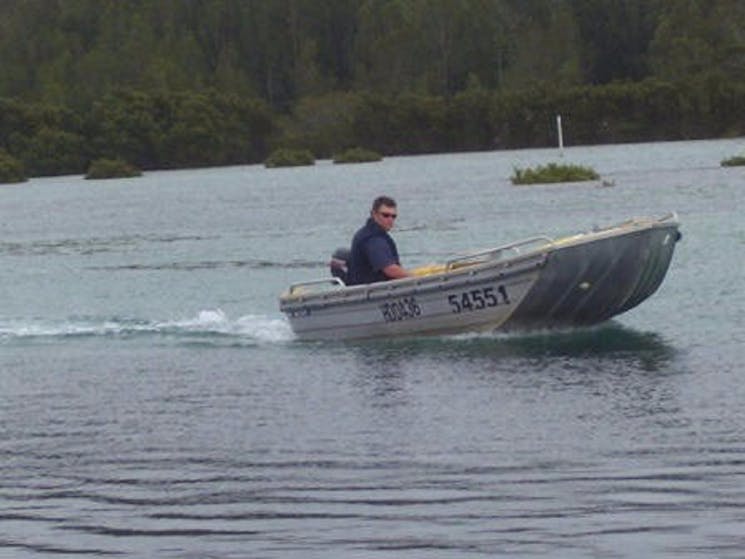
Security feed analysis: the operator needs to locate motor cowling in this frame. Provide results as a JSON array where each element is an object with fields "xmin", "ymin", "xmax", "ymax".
[{"xmin": 329, "ymin": 247, "xmax": 350, "ymax": 284}]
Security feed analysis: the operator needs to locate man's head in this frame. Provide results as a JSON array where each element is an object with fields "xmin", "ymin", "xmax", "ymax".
[{"xmin": 371, "ymin": 195, "xmax": 398, "ymax": 232}]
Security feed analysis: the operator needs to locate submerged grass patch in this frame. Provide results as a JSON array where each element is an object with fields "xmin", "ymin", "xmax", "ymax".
[
  {"xmin": 85, "ymin": 158, "xmax": 142, "ymax": 179},
  {"xmin": 721, "ymin": 155, "xmax": 745, "ymax": 167},
  {"xmin": 511, "ymin": 163, "xmax": 599, "ymax": 185},
  {"xmin": 264, "ymin": 148, "xmax": 315, "ymax": 168},
  {"xmin": 333, "ymin": 147, "xmax": 383, "ymax": 164}
]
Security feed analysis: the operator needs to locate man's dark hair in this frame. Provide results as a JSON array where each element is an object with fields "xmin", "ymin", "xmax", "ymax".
[{"xmin": 372, "ymin": 196, "xmax": 397, "ymax": 212}]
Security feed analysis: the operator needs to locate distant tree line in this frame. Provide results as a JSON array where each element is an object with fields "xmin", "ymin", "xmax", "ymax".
[
  {"xmin": 1, "ymin": 0, "xmax": 745, "ymax": 176},
  {"xmin": 0, "ymin": 91, "xmax": 274, "ymax": 175}
]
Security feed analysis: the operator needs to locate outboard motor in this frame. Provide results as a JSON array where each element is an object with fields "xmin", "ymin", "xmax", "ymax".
[{"xmin": 329, "ymin": 247, "xmax": 350, "ymax": 284}]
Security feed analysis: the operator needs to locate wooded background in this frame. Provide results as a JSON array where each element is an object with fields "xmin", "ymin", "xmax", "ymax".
[{"xmin": 2, "ymin": 0, "xmax": 744, "ymax": 175}]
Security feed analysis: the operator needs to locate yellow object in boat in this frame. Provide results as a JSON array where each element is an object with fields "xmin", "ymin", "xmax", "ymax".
[
  {"xmin": 410, "ymin": 263, "xmax": 448, "ymax": 277},
  {"xmin": 551, "ymin": 234, "xmax": 585, "ymax": 247}
]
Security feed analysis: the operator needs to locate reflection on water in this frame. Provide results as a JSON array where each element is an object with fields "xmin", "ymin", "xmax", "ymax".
[
  {"xmin": 347, "ymin": 324, "xmax": 693, "ymax": 462},
  {"xmin": 350, "ymin": 322, "xmax": 676, "ymax": 367},
  {"xmin": 347, "ymin": 324, "xmax": 684, "ymax": 430}
]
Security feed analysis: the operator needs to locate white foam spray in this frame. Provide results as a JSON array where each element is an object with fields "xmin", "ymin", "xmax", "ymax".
[{"xmin": 0, "ymin": 310, "xmax": 295, "ymax": 344}]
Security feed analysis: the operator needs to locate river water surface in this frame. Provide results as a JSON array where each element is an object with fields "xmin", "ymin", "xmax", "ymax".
[{"xmin": 1, "ymin": 139, "xmax": 744, "ymax": 558}]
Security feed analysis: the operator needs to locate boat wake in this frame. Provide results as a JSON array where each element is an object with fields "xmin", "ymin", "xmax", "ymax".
[
  {"xmin": 1, "ymin": 311, "xmax": 673, "ymax": 360},
  {"xmin": 0, "ymin": 309, "xmax": 296, "ymax": 345}
]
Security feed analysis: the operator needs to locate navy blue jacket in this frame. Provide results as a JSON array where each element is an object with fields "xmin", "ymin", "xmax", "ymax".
[{"xmin": 346, "ymin": 218, "xmax": 400, "ymax": 285}]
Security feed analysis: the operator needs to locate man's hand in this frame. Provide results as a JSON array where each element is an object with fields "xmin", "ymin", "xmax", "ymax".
[{"xmin": 382, "ymin": 264, "xmax": 409, "ymax": 279}]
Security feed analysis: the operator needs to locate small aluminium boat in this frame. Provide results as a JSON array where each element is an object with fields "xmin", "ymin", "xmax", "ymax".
[{"xmin": 279, "ymin": 213, "xmax": 681, "ymax": 340}]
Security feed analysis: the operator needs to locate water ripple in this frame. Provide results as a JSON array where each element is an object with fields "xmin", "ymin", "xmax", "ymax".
[
  {"xmin": 86, "ymin": 258, "xmax": 322, "ymax": 271},
  {"xmin": 1, "ymin": 449, "xmax": 744, "ymax": 557},
  {"xmin": 0, "ymin": 234, "xmax": 216, "ymax": 256}
]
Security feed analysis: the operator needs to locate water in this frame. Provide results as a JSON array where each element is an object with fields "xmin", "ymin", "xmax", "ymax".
[{"xmin": 1, "ymin": 139, "xmax": 744, "ymax": 558}]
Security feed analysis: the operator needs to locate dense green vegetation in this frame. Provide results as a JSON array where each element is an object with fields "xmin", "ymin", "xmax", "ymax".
[
  {"xmin": 511, "ymin": 163, "xmax": 599, "ymax": 185},
  {"xmin": 333, "ymin": 148, "xmax": 382, "ymax": 164},
  {"xmin": 1, "ymin": 0, "xmax": 744, "ymax": 177},
  {"xmin": 85, "ymin": 158, "xmax": 142, "ymax": 179},
  {"xmin": 0, "ymin": 150, "xmax": 27, "ymax": 183}
]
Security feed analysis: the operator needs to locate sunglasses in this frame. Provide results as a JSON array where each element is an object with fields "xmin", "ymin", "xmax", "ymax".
[{"xmin": 379, "ymin": 212, "xmax": 397, "ymax": 219}]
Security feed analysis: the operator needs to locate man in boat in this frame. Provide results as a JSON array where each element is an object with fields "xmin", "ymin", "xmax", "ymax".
[{"xmin": 344, "ymin": 196, "xmax": 410, "ymax": 285}]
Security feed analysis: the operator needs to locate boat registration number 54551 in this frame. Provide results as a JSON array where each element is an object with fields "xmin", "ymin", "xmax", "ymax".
[{"xmin": 448, "ymin": 285, "xmax": 510, "ymax": 313}]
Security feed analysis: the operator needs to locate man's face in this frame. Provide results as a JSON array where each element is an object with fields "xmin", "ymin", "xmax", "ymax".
[{"xmin": 372, "ymin": 204, "xmax": 398, "ymax": 232}]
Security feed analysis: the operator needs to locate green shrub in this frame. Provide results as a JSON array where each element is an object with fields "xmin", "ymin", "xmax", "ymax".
[
  {"xmin": 264, "ymin": 148, "xmax": 315, "ymax": 168},
  {"xmin": 0, "ymin": 151, "xmax": 27, "ymax": 183},
  {"xmin": 333, "ymin": 147, "xmax": 383, "ymax": 164},
  {"xmin": 511, "ymin": 163, "xmax": 599, "ymax": 185},
  {"xmin": 721, "ymin": 155, "xmax": 745, "ymax": 167},
  {"xmin": 15, "ymin": 128, "xmax": 86, "ymax": 176},
  {"xmin": 85, "ymin": 158, "xmax": 142, "ymax": 179}
]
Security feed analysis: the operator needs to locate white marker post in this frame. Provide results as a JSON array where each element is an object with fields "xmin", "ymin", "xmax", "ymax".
[{"xmin": 556, "ymin": 114, "xmax": 564, "ymax": 157}]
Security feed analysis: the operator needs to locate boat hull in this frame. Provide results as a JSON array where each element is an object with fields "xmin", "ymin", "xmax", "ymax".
[
  {"xmin": 505, "ymin": 222, "xmax": 680, "ymax": 329},
  {"xmin": 279, "ymin": 214, "xmax": 681, "ymax": 340}
]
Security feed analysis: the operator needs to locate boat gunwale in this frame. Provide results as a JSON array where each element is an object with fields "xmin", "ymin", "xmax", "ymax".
[
  {"xmin": 279, "ymin": 251, "xmax": 547, "ymax": 311},
  {"xmin": 279, "ymin": 213, "xmax": 680, "ymax": 312}
]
